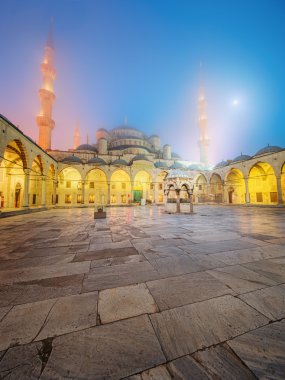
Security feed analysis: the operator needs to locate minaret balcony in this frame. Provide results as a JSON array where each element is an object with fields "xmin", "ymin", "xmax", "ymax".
[
  {"xmin": 38, "ymin": 88, "xmax": 56, "ymax": 101},
  {"xmin": 36, "ymin": 115, "xmax": 55, "ymax": 130}
]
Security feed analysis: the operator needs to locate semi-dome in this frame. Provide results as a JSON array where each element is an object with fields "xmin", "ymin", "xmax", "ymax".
[
  {"xmin": 169, "ymin": 162, "xmax": 185, "ymax": 169},
  {"xmin": 254, "ymin": 145, "xmax": 282, "ymax": 156},
  {"xmin": 131, "ymin": 154, "xmax": 150, "ymax": 162},
  {"xmin": 62, "ymin": 155, "xmax": 82, "ymax": 164},
  {"xmin": 232, "ymin": 154, "xmax": 251, "ymax": 163},
  {"xmin": 111, "ymin": 159, "xmax": 129, "ymax": 166},
  {"xmin": 214, "ymin": 160, "xmax": 228, "ymax": 169},
  {"xmin": 154, "ymin": 161, "xmax": 168, "ymax": 168},
  {"xmin": 87, "ymin": 157, "xmax": 107, "ymax": 165},
  {"xmin": 76, "ymin": 144, "xmax": 98, "ymax": 152},
  {"xmin": 167, "ymin": 169, "xmax": 189, "ymax": 179}
]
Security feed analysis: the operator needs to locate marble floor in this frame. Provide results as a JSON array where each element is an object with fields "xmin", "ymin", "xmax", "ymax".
[{"xmin": 0, "ymin": 205, "xmax": 285, "ymax": 379}]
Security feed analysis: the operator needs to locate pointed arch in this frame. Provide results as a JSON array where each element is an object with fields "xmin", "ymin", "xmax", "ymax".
[
  {"xmin": 248, "ymin": 161, "xmax": 277, "ymax": 204},
  {"xmin": 224, "ymin": 168, "xmax": 245, "ymax": 204}
]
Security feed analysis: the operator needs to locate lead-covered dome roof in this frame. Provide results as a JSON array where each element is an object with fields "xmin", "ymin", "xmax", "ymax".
[
  {"xmin": 254, "ymin": 145, "xmax": 282, "ymax": 156},
  {"xmin": 154, "ymin": 161, "xmax": 168, "ymax": 168},
  {"xmin": 76, "ymin": 144, "xmax": 98, "ymax": 152},
  {"xmin": 111, "ymin": 159, "xmax": 129, "ymax": 166},
  {"xmin": 88, "ymin": 157, "xmax": 107, "ymax": 165},
  {"xmin": 214, "ymin": 160, "xmax": 228, "ymax": 169},
  {"xmin": 62, "ymin": 155, "xmax": 82, "ymax": 164},
  {"xmin": 232, "ymin": 154, "xmax": 251, "ymax": 162}
]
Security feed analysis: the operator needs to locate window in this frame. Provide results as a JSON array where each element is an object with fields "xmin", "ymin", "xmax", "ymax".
[
  {"xmin": 111, "ymin": 194, "xmax": 116, "ymax": 203},
  {"xmin": 66, "ymin": 181, "xmax": 71, "ymax": 188},
  {"xmin": 89, "ymin": 182, "xmax": 94, "ymax": 189},
  {"xmin": 256, "ymin": 192, "xmax": 263, "ymax": 202},
  {"xmin": 199, "ymin": 185, "xmax": 202, "ymax": 191},
  {"xmin": 77, "ymin": 194, "xmax": 82, "ymax": 203},
  {"xmin": 77, "ymin": 182, "xmax": 82, "ymax": 190},
  {"xmin": 150, "ymin": 183, "xmax": 154, "ymax": 190},
  {"xmin": 111, "ymin": 183, "xmax": 116, "ymax": 189},
  {"xmin": 159, "ymin": 183, "xmax": 163, "ymax": 190},
  {"xmin": 122, "ymin": 183, "xmax": 126, "ymax": 190},
  {"xmin": 89, "ymin": 194, "xmax": 95, "ymax": 203},
  {"xmin": 158, "ymin": 194, "xmax": 163, "ymax": 202},
  {"xmin": 121, "ymin": 194, "xmax": 126, "ymax": 203},
  {"xmin": 270, "ymin": 192, "xmax": 277, "ymax": 202},
  {"xmin": 32, "ymin": 194, "xmax": 36, "ymax": 205},
  {"xmin": 65, "ymin": 194, "xmax": 71, "ymax": 204}
]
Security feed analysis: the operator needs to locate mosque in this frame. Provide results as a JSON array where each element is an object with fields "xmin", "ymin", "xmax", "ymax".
[{"xmin": 0, "ymin": 30, "xmax": 284, "ymax": 212}]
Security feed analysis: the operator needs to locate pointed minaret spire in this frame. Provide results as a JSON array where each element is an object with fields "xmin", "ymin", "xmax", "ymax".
[
  {"xmin": 47, "ymin": 18, "xmax": 54, "ymax": 49},
  {"xmin": 36, "ymin": 22, "xmax": 56, "ymax": 150},
  {"xmin": 197, "ymin": 65, "xmax": 210, "ymax": 166},
  {"xmin": 73, "ymin": 121, "xmax": 81, "ymax": 149}
]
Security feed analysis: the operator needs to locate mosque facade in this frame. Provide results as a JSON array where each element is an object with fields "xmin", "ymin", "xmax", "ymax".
[{"xmin": 0, "ymin": 30, "xmax": 284, "ymax": 212}]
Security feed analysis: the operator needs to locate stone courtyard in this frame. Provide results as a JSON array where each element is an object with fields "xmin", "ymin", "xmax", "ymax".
[{"xmin": 0, "ymin": 205, "xmax": 284, "ymax": 379}]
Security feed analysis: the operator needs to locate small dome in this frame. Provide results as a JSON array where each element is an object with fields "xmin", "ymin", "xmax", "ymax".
[
  {"xmin": 169, "ymin": 162, "xmax": 185, "ymax": 169},
  {"xmin": 167, "ymin": 169, "xmax": 189, "ymax": 179},
  {"xmin": 214, "ymin": 161, "xmax": 228, "ymax": 169},
  {"xmin": 88, "ymin": 157, "xmax": 106, "ymax": 165},
  {"xmin": 62, "ymin": 155, "xmax": 82, "ymax": 164},
  {"xmin": 111, "ymin": 159, "xmax": 129, "ymax": 166},
  {"xmin": 171, "ymin": 152, "xmax": 181, "ymax": 159},
  {"xmin": 187, "ymin": 163, "xmax": 203, "ymax": 170},
  {"xmin": 154, "ymin": 161, "xmax": 168, "ymax": 168},
  {"xmin": 131, "ymin": 154, "xmax": 150, "ymax": 162},
  {"xmin": 76, "ymin": 144, "xmax": 98, "ymax": 152},
  {"xmin": 232, "ymin": 154, "xmax": 251, "ymax": 163},
  {"xmin": 254, "ymin": 145, "xmax": 282, "ymax": 156}
]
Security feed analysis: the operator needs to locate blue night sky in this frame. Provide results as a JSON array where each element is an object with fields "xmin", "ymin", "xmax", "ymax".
[{"xmin": 1, "ymin": 0, "xmax": 285, "ymax": 164}]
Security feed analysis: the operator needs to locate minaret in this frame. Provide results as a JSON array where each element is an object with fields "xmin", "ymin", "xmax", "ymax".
[
  {"xmin": 36, "ymin": 23, "xmax": 56, "ymax": 150},
  {"xmin": 198, "ymin": 85, "xmax": 210, "ymax": 166},
  {"xmin": 73, "ymin": 122, "xmax": 81, "ymax": 149}
]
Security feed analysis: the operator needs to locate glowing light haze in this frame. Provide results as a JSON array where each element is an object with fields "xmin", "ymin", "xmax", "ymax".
[{"xmin": 1, "ymin": 0, "xmax": 285, "ymax": 164}]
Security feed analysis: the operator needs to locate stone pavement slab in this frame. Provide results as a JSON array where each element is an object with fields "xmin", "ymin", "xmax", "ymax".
[
  {"xmin": 207, "ymin": 264, "xmax": 277, "ymax": 294},
  {"xmin": 181, "ymin": 239, "xmax": 258, "ymax": 255},
  {"xmin": 35, "ymin": 292, "xmax": 98, "ymax": 341},
  {"xmin": 147, "ymin": 271, "xmax": 233, "ymax": 310},
  {"xmin": 83, "ymin": 261, "xmax": 160, "ymax": 291},
  {"xmin": 239, "ymin": 284, "xmax": 285, "ymax": 320},
  {"xmin": 0, "ymin": 299, "xmax": 55, "ymax": 351},
  {"xmin": 41, "ymin": 315, "xmax": 166, "ymax": 380},
  {"xmin": 74, "ymin": 246, "xmax": 139, "ymax": 261},
  {"xmin": 0, "ymin": 342, "xmax": 43, "ymax": 380},
  {"xmin": 211, "ymin": 245, "xmax": 285, "ymax": 265},
  {"xmin": 98, "ymin": 284, "xmax": 158, "ymax": 324},
  {"xmin": 168, "ymin": 356, "xmax": 211, "ymax": 379},
  {"xmin": 0, "ymin": 261, "xmax": 90, "ymax": 285},
  {"xmin": 193, "ymin": 343, "xmax": 257, "ymax": 380},
  {"xmin": 150, "ymin": 295, "xmax": 268, "ymax": 360},
  {"xmin": 0, "ymin": 273, "xmax": 84, "ymax": 307},
  {"xmin": 244, "ymin": 257, "xmax": 285, "ymax": 283},
  {"xmin": 228, "ymin": 320, "xmax": 285, "ymax": 380}
]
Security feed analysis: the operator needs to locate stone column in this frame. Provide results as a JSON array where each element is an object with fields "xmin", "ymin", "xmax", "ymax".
[
  {"xmin": 244, "ymin": 177, "xmax": 250, "ymax": 204},
  {"xmin": 107, "ymin": 182, "xmax": 111, "ymax": 205},
  {"xmin": 81, "ymin": 180, "xmax": 85, "ymax": 205},
  {"xmin": 276, "ymin": 176, "xmax": 283, "ymax": 205},
  {"xmin": 153, "ymin": 182, "xmax": 157, "ymax": 204},
  {"xmin": 41, "ymin": 176, "xmax": 46, "ymax": 207},
  {"xmin": 52, "ymin": 180, "xmax": 57, "ymax": 205},
  {"xmin": 175, "ymin": 189, "xmax": 181, "ymax": 213},
  {"xmin": 130, "ymin": 181, "xmax": 134, "ymax": 204},
  {"xmin": 23, "ymin": 169, "xmax": 30, "ymax": 208}
]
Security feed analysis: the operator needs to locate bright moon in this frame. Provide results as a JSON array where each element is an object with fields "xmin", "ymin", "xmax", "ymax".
[{"xmin": 232, "ymin": 99, "xmax": 239, "ymax": 106}]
